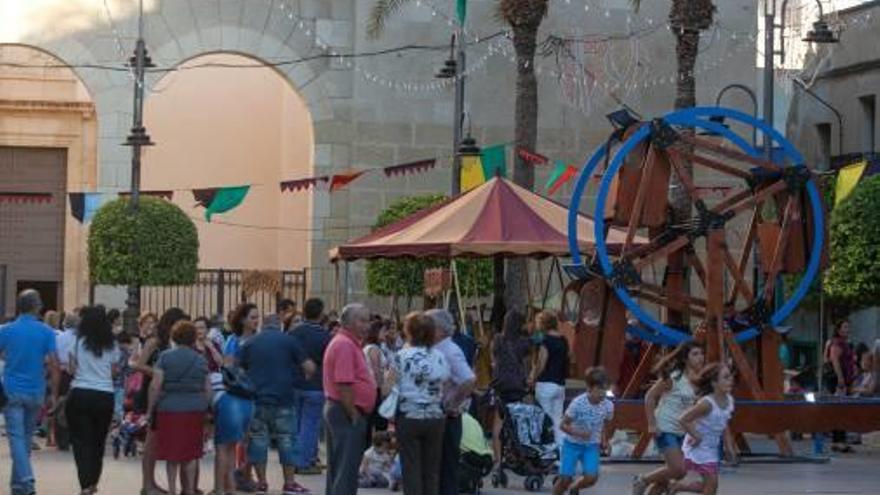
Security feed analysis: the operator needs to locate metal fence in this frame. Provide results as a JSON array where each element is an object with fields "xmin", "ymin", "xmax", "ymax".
[{"xmin": 134, "ymin": 269, "xmax": 307, "ymax": 319}]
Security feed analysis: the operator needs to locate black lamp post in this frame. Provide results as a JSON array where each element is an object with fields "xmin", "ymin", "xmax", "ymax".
[{"xmin": 437, "ymin": 34, "xmax": 467, "ymax": 196}]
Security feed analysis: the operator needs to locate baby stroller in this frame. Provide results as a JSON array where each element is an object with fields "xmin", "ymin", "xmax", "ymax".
[
  {"xmin": 491, "ymin": 402, "xmax": 558, "ymax": 492},
  {"xmin": 459, "ymin": 413, "xmax": 494, "ymax": 495}
]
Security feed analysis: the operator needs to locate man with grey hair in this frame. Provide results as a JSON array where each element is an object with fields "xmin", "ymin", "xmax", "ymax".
[
  {"xmin": 322, "ymin": 303, "xmax": 375, "ymax": 495},
  {"xmin": 426, "ymin": 309, "xmax": 477, "ymax": 495},
  {"xmin": 0, "ymin": 289, "xmax": 61, "ymax": 495}
]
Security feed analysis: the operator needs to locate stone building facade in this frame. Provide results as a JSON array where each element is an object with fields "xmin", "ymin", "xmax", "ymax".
[{"xmin": 0, "ymin": 0, "xmax": 757, "ymax": 312}]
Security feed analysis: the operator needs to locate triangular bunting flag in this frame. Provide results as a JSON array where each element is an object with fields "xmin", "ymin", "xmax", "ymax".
[
  {"xmin": 329, "ymin": 171, "xmax": 366, "ymax": 192},
  {"xmin": 457, "ymin": 0, "xmax": 467, "ymax": 24},
  {"xmin": 0, "ymin": 192, "xmax": 52, "ymax": 204},
  {"xmin": 546, "ymin": 161, "xmax": 578, "ymax": 195},
  {"xmin": 192, "ymin": 186, "xmax": 250, "ymax": 221},
  {"xmin": 835, "ymin": 161, "xmax": 867, "ymax": 206},
  {"xmin": 460, "ymin": 155, "xmax": 485, "ymax": 192},
  {"xmin": 517, "ymin": 148, "xmax": 549, "ymax": 165},
  {"xmin": 69, "ymin": 192, "xmax": 104, "ymax": 223},
  {"xmin": 280, "ymin": 176, "xmax": 329, "ymax": 192},
  {"xmin": 480, "ymin": 144, "xmax": 507, "ymax": 179},
  {"xmin": 384, "ymin": 159, "xmax": 436, "ymax": 177}
]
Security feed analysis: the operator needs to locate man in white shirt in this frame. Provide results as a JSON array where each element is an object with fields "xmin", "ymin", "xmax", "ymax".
[
  {"xmin": 56, "ymin": 310, "xmax": 80, "ymax": 372},
  {"xmin": 426, "ymin": 309, "xmax": 477, "ymax": 495}
]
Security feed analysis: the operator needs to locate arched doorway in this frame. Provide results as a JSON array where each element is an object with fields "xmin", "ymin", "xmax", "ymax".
[
  {"xmin": 0, "ymin": 44, "xmax": 97, "ymax": 315},
  {"xmin": 143, "ymin": 52, "xmax": 315, "ymax": 274}
]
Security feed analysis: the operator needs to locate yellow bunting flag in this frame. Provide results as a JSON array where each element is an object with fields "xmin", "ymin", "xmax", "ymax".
[
  {"xmin": 835, "ymin": 161, "xmax": 867, "ymax": 206},
  {"xmin": 460, "ymin": 155, "xmax": 486, "ymax": 192}
]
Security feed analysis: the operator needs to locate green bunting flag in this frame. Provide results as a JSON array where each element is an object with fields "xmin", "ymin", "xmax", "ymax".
[
  {"xmin": 457, "ymin": 0, "xmax": 468, "ymax": 24},
  {"xmin": 480, "ymin": 144, "xmax": 507, "ymax": 179},
  {"xmin": 193, "ymin": 185, "xmax": 250, "ymax": 221},
  {"xmin": 545, "ymin": 161, "xmax": 577, "ymax": 195}
]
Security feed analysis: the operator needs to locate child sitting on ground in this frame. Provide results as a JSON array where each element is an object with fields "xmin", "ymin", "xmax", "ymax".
[
  {"xmin": 359, "ymin": 431, "xmax": 395, "ymax": 488},
  {"xmin": 553, "ymin": 366, "xmax": 614, "ymax": 495},
  {"xmin": 670, "ymin": 363, "xmax": 736, "ymax": 495}
]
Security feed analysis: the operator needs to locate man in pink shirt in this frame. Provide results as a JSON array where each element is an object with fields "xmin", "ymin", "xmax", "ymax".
[{"xmin": 322, "ymin": 303, "xmax": 376, "ymax": 495}]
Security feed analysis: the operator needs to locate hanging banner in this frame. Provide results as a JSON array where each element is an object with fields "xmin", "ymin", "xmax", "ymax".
[
  {"xmin": 517, "ymin": 148, "xmax": 549, "ymax": 165},
  {"xmin": 457, "ymin": 0, "xmax": 468, "ymax": 24},
  {"xmin": 460, "ymin": 155, "xmax": 485, "ymax": 192},
  {"xmin": 330, "ymin": 171, "xmax": 366, "ymax": 192},
  {"xmin": 384, "ymin": 159, "xmax": 436, "ymax": 177},
  {"xmin": 0, "ymin": 191, "xmax": 52, "ymax": 204},
  {"xmin": 481, "ymin": 144, "xmax": 507, "ymax": 179},
  {"xmin": 835, "ymin": 161, "xmax": 867, "ymax": 206},
  {"xmin": 193, "ymin": 185, "xmax": 250, "ymax": 221},
  {"xmin": 68, "ymin": 192, "xmax": 104, "ymax": 223}
]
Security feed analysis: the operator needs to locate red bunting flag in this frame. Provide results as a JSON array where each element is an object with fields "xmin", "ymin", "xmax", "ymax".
[
  {"xmin": 0, "ymin": 191, "xmax": 52, "ymax": 204},
  {"xmin": 517, "ymin": 148, "xmax": 549, "ymax": 165},
  {"xmin": 280, "ymin": 176, "xmax": 329, "ymax": 192},
  {"xmin": 384, "ymin": 159, "xmax": 436, "ymax": 177},
  {"xmin": 329, "ymin": 171, "xmax": 366, "ymax": 192},
  {"xmin": 547, "ymin": 164, "xmax": 578, "ymax": 195}
]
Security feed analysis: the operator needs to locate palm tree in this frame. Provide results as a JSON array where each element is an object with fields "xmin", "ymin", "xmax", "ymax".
[
  {"xmin": 369, "ymin": 0, "xmax": 548, "ymax": 313},
  {"xmin": 633, "ymin": 0, "xmax": 716, "ymax": 326}
]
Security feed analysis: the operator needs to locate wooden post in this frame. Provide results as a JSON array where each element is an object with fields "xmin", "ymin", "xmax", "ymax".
[{"xmin": 706, "ymin": 230, "xmax": 727, "ymax": 363}]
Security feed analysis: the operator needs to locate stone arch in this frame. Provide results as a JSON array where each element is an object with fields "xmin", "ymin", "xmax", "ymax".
[
  {"xmin": 142, "ymin": 50, "xmax": 315, "ymax": 272},
  {"xmin": 0, "ymin": 43, "xmax": 98, "ymax": 312}
]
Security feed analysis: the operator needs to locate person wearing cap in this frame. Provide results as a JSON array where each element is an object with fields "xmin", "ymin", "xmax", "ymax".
[
  {"xmin": 239, "ymin": 314, "xmax": 315, "ymax": 495},
  {"xmin": 425, "ymin": 309, "xmax": 477, "ymax": 495}
]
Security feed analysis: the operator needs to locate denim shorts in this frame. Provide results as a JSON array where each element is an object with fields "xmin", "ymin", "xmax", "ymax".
[
  {"xmin": 214, "ymin": 393, "xmax": 254, "ymax": 445},
  {"xmin": 655, "ymin": 432, "xmax": 685, "ymax": 452},
  {"xmin": 247, "ymin": 404, "xmax": 297, "ymax": 466},
  {"xmin": 559, "ymin": 439, "xmax": 600, "ymax": 478}
]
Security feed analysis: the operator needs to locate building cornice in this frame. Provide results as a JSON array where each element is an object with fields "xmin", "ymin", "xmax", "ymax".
[
  {"xmin": 0, "ymin": 98, "xmax": 95, "ymax": 118},
  {"xmin": 816, "ymin": 58, "xmax": 880, "ymax": 81}
]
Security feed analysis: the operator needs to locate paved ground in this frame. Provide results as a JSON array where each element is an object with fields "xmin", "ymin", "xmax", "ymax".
[{"xmin": 2, "ymin": 437, "xmax": 880, "ymax": 494}]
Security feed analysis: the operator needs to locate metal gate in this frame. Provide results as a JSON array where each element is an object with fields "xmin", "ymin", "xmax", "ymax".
[{"xmin": 117, "ymin": 269, "xmax": 306, "ymax": 319}]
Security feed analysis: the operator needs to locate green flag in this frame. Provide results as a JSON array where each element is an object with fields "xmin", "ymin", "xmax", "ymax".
[
  {"xmin": 457, "ymin": 0, "xmax": 468, "ymax": 24},
  {"xmin": 204, "ymin": 185, "xmax": 250, "ymax": 221},
  {"xmin": 480, "ymin": 144, "xmax": 506, "ymax": 179}
]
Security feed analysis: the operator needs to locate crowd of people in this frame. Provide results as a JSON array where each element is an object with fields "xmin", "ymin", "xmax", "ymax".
[{"xmin": 1, "ymin": 287, "xmax": 880, "ymax": 495}]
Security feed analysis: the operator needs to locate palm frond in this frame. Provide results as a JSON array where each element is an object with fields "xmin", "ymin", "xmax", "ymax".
[{"xmin": 367, "ymin": 0, "xmax": 415, "ymax": 38}]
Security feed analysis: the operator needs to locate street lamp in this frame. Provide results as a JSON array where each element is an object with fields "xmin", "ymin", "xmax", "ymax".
[
  {"xmin": 762, "ymin": 0, "xmax": 839, "ymax": 155},
  {"xmin": 713, "ymin": 84, "xmax": 759, "ymax": 148},
  {"xmin": 437, "ymin": 33, "xmax": 467, "ymax": 196}
]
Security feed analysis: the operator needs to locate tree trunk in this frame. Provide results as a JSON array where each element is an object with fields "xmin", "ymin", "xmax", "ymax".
[
  {"xmin": 666, "ymin": 27, "xmax": 701, "ymax": 328},
  {"xmin": 504, "ymin": 16, "xmax": 540, "ymax": 314}
]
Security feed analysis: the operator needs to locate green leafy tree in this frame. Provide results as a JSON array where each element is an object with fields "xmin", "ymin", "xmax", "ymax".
[
  {"xmin": 88, "ymin": 197, "xmax": 199, "ymax": 286},
  {"xmin": 824, "ymin": 175, "xmax": 880, "ymax": 310},
  {"xmin": 366, "ymin": 195, "xmax": 492, "ymax": 302}
]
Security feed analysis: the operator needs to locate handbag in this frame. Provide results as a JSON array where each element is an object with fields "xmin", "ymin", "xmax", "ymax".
[
  {"xmin": 378, "ymin": 386, "xmax": 399, "ymax": 420},
  {"xmin": 220, "ymin": 365, "xmax": 256, "ymax": 399}
]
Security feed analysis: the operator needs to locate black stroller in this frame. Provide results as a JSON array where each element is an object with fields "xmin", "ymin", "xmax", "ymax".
[{"xmin": 491, "ymin": 402, "xmax": 559, "ymax": 492}]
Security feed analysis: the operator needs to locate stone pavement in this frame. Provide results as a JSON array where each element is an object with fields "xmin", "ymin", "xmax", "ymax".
[{"xmin": 2, "ymin": 438, "xmax": 880, "ymax": 495}]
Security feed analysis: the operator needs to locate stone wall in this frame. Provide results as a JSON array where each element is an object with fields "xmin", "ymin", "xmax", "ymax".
[{"xmin": 6, "ymin": 0, "xmax": 757, "ymax": 310}]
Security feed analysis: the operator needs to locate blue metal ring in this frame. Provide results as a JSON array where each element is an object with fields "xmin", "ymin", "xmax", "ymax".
[{"xmin": 568, "ymin": 106, "xmax": 824, "ymax": 345}]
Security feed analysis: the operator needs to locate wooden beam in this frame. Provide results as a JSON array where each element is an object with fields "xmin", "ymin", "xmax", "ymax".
[
  {"xmin": 666, "ymin": 149, "xmax": 702, "ymax": 201},
  {"xmin": 762, "ymin": 199, "xmax": 798, "ymax": 300},
  {"xmin": 621, "ymin": 344, "xmax": 658, "ymax": 399},
  {"xmin": 723, "ymin": 246, "xmax": 755, "ymax": 305},
  {"xmin": 727, "ymin": 208, "xmax": 759, "ymax": 303},
  {"xmin": 670, "ymin": 148, "xmax": 753, "ymax": 180},
  {"xmin": 706, "ymin": 230, "xmax": 727, "ymax": 363},
  {"xmin": 683, "ymin": 135, "xmax": 782, "ymax": 173},
  {"xmin": 633, "ymin": 236, "xmax": 691, "ymax": 270},
  {"xmin": 622, "ymin": 146, "xmax": 658, "ymax": 255},
  {"xmin": 686, "ymin": 250, "xmax": 708, "ymax": 289}
]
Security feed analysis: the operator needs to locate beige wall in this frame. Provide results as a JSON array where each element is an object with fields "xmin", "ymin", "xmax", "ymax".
[
  {"xmin": 143, "ymin": 52, "xmax": 314, "ymax": 272},
  {"xmin": 0, "ymin": 44, "xmax": 97, "ymax": 310}
]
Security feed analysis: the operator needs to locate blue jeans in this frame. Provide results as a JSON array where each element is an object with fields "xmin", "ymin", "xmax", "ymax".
[
  {"xmin": 292, "ymin": 389, "xmax": 324, "ymax": 468},
  {"xmin": 3, "ymin": 392, "xmax": 43, "ymax": 494},
  {"xmin": 247, "ymin": 404, "xmax": 297, "ymax": 466}
]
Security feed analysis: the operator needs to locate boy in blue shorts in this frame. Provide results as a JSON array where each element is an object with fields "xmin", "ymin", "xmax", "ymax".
[{"xmin": 553, "ymin": 367, "xmax": 614, "ymax": 495}]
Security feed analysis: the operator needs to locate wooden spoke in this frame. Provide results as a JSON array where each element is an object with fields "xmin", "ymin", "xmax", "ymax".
[
  {"xmin": 632, "ymin": 235, "xmax": 691, "ymax": 270},
  {"xmin": 682, "ymin": 135, "xmax": 782, "ymax": 173},
  {"xmin": 761, "ymin": 198, "xmax": 799, "ymax": 301},
  {"xmin": 622, "ymin": 145, "xmax": 657, "ymax": 255},
  {"xmin": 686, "ymin": 250, "xmax": 708, "ymax": 289},
  {"xmin": 727, "ymin": 208, "xmax": 759, "ymax": 304},
  {"xmin": 665, "ymin": 149, "xmax": 702, "ymax": 202},
  {"xmin": 621, "ymin": 344, "xmax": 657, "ymax": 398},
  {"xmin": 711, "ymin": 188, "xmax": 753, "ymax": 214},
  {"xmin": 669, "ymin": 148, "xmax": 753, "ymax": 180},
  {"xmin": 632, "ymin": 289, "xmax": 707, "ymax": 318},
  {"xmin": 640, "ymin": 282, "xmax": 708, "ymax": 309},
  {"xmin": 715, "ymin": 180, "xmax": 787, "ymax": 217},
  {"xmin": 723, "ymin": 245, "xmax": 755, "ymax": 305},
  {"xmin": 723, "ymin": 330, "xmax": 766, "ymax": 399}
]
